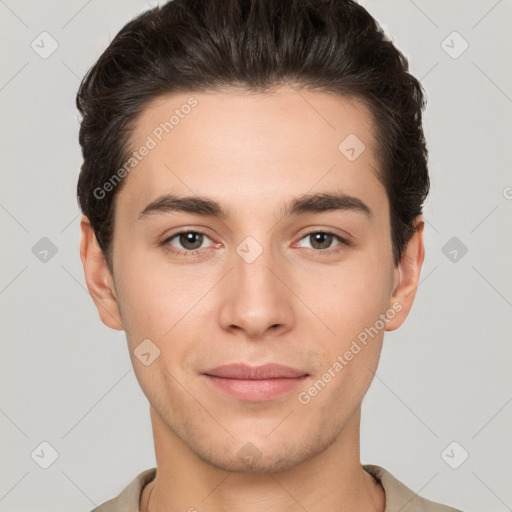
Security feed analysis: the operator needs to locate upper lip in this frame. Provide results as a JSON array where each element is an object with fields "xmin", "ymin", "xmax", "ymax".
[{"xmin": 203, "ymin": 363, "xmax": 308, "ymax": 379}]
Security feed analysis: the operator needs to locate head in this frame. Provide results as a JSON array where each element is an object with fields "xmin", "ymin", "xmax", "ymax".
[{"xmin": 78, "ymin": 0, "xmax": 427, "ymax": 473}]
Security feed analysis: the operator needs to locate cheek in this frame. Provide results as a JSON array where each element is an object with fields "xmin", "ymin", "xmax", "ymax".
[
  {"xmin": 296, "ymin": 335, "xmax": 383, "ymax": 425},
  {"xmin": 294, "ymin": 257, "xmax": 391, "ymax": 341},
  {"xmin": 115, "ymin": 249, "xmax": 203, "ymax": 333}
]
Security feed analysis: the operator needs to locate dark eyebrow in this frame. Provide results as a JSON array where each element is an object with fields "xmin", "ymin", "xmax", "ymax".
[
  {"xmin": 283, "ymin": 191, "xmax": 373, "ymax": 219},
  {"xmin": 137, "ymin": 191, "xmax": 373, "ymax": 222},
  {"xmin": 138, "ymin": 193, "xmax": 229, "ymax": 221}
]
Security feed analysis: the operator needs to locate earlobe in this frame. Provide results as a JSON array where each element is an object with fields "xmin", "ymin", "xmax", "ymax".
[
  {"xmin": 385, "ymin": 217, "xmax": 425, "ymax": 332},
  {"xmin": 79, "ymin": 215, "xmax": 124, "ymax": 331}
]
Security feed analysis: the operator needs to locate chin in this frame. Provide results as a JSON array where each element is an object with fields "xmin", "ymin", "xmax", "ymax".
[{"xmin": 186, "ymin": 430, "xmax": 331, "ymax": 475}]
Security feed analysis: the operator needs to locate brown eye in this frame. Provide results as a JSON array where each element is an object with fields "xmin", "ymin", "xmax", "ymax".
[
  {"xmin": 162, "ymin": 230, "xmax": 216, "ymax": 255},
  {"xmin": 178, "ymin": 232, "xmax": 204, "ymax": 250},
  {"xmin": 309, "ymin": 232, "xmax": 334, "ymax": 250},
  {"xmin": 295, "ymin": 231, "xmax": 349, "ymax": 255}
]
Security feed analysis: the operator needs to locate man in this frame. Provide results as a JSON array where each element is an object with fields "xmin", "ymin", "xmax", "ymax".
[{"xmin": 77, "ymin": 0, "xmax": 462, "ymax": 510}]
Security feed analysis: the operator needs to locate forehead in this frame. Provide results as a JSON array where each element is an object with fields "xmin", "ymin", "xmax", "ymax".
[{"xmin": 115, "ymin": 85, "xmax": 385, "ymax": 223}]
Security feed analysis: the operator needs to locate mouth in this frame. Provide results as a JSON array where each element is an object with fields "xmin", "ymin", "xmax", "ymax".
[{"xmin": 201, "ymin": 363, "xmax": 310, "ymax": 401}]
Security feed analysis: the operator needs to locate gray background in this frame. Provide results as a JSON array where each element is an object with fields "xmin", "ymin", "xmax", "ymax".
[{"xmin": 1, "ymin": 0, "xmax": 511, "ymax": 510}]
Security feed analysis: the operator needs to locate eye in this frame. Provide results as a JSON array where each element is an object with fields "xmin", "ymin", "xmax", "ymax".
[
  {"xmin": 161, "ymin": 230, "xmax": 218, "ymax": 256},
  {"xmin": 295, "ymin": 231, "xmax": 349, "ymax": 254}
]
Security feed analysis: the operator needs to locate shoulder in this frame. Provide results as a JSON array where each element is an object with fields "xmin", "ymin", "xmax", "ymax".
[
  {"xmin": 89, "ymin": 468, "xmax": 157, "ymax": 512},
  {"xmin": 363, "ymin": 464, "xmax": 463, "ymax": 512}
]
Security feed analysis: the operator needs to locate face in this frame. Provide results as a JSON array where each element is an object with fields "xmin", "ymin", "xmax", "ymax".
[{"xmin": 81, "ymin": 85, "xmax": 424, "ymax": 473}]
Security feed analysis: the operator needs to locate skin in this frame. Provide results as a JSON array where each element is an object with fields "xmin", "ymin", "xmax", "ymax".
[{"xmin": 80, "ymin": 85, "xmax": 425, "ymax": 512}]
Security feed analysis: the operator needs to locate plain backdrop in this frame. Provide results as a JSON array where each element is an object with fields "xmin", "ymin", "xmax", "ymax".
[{"xmin": 1, "ymin": 1, "xmax": 511, "ymax": 511}]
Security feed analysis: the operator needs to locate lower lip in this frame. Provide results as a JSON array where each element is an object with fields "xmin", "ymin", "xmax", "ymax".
[{"xmin": 203, "ymin": 375, "xmax": 309, "ymax": 401}]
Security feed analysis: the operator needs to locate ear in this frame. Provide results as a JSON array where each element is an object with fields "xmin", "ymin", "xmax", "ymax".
[
  {"xmin": 385, "ymin": 217, "xmax": 425, "ymax": 332},
  {"xmin": 79, "ymin": 215, "xmax": 124, "ymax": 331}
]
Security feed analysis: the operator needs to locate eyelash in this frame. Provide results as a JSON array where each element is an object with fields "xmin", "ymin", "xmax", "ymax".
[{"xmin": 160, "ymin": 230, "xmax": 350, "ymax": 257}]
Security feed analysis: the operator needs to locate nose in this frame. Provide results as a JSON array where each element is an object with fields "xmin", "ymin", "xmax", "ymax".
[{"xmin": 217, "ymin": 244, "xmax": 295, "ymax": 339}]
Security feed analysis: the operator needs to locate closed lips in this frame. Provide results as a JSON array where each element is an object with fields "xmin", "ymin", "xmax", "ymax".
[{"xmin": 203, "ymin": 363, "xmax": 308, "ymax": 379}]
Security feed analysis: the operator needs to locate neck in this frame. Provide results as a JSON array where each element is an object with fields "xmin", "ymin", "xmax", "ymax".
[{"xmin": 140, "ymin": 405, "xmax": 385, "ymax": 512}]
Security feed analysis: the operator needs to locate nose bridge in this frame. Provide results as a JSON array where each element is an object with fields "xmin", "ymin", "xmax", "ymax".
[
  {"xmin": 235, "ymin": 244, "xmax": 278, "ymax": 298},
  {"xmin": 218, "ymin": 235, "xmax": 294, "ymax": 337}
]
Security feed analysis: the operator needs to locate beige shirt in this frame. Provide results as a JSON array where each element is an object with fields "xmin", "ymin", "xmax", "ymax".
[{"xmin": 91, "ymin": 464, "xmax": 462, "ymax": 512}]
